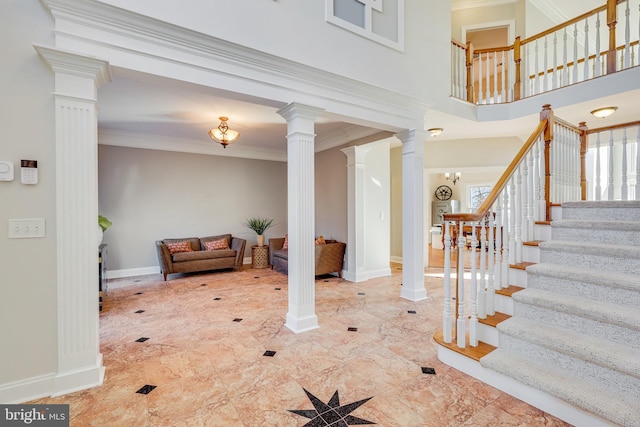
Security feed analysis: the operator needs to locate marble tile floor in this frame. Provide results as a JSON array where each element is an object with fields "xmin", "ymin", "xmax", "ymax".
[{"xmin": 31, "ymin": 264, "xmax": 571, "ymax": 426}]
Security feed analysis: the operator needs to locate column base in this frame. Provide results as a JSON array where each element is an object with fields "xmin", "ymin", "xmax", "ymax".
[
  {"xmin": 401, "ymin": 286, "xmax": 428, "ymax": 302},
  {"xmin": 285, "ymin": 313, "xmax": 319, "ymax": 334},
  {"xmin": 52, "ymin": 354, "xmax": 104, "ymax": 397}
]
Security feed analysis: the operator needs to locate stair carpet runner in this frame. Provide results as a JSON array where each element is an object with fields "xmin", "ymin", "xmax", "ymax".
[{"xmin": 480, "ymin": 201, "xmax": 640, "ymax": 427}]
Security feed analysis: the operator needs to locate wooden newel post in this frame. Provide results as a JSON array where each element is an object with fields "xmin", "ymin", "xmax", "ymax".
[
  {"xmin": 606, "ymin": 0, "xmax": 617, "ymax": 74},
  {"xmin": 513, "ymin": 36, "xmax": 522, "ymax": 101},
  {"xmin": 540, "ymin": 104, "xmax": 554, "ymax": 221},
  {"xmin": 466, "ymin": 41, "xmax": 474, "ymax": 104},
  {"xmin": 579, "ymin": 122, "xmax": 588, "ymax": 200}
]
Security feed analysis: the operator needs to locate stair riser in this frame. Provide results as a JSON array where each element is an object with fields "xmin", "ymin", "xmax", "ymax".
[
  {"xmin": 551, "ymin": 227, "xmax": 640, "ymax": 247},
  {"xmin": 498, "ymin": 334, "xmax": 640, "ymax": 395},
  {"xmin": 562, "ymin": 207, "xmax": 640, "ymax": 221},
  {"xmin": 539, "ymin": 249, "xmax": 640, "ymax": 275},
  {"xmin": 535, "ymin": 224, "xmax": 552, "ymax": 241},
  {"xmin": 527, "ymin": 272, "xmax": 640, "ymax": 309},
  {"xmin": 522, "ymin": 245, "xmax": 540, "ymax": 263},
  {"xmin": 512, "ymin": 302, "xmax": 640, "ymax": 350},
  {"xmin": 477, "ymin": 322, "xmax": 499, "ymax": 346},
  {"xmin": 508, "ymin": 268, "xmax": 527, "ymax": 287}
]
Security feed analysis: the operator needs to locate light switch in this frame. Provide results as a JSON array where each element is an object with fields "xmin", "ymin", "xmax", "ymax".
[{"xmin": 8, "ymin": 219, "xmax": 45, "ymax": 238}]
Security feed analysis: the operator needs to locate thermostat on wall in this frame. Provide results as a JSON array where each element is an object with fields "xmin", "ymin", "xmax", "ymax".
[{"xmin": 0, "ymin": 161, "xmax": 14, "ymax": 181}]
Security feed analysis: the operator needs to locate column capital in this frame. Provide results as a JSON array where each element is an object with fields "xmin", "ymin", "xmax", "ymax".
[
  {"xmin": 395, "ymin": 128, "xmax": 430, "ymax": 145},
  {"xmin": 34, "ymin": 44, "xmax": 111, "ymax": 102},
  {"xmin": 277, "ymin": 102, "xmax": 325, "ymax": 122},
  {"xmin": 341, "ymin": 145, "xmax": 371, "ymax": 165}
]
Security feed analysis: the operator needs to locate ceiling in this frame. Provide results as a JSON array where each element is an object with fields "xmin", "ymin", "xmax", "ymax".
[{"xmin": 97, "ymin": 1, "xmax": 638, "ymax": 157}]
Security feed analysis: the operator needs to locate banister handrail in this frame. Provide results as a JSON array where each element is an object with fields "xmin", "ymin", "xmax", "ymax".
[
  {"xmin": 444, "ymin": 118, "xmax": 549, "ymax": 223},
  {"xmin": 474, "ymin": 45, "xmax": 514, "ymax": 54},
  {"xmin": 587, "ymin": 120, "xmax": 640, "ymax": 134},
  {"xmin": 452, "ymin": 39, "xmax": 466, "ymax": 49},
  {"xmin": 520, "ymin": 5, "xmax": 607, "ymax": 45}
]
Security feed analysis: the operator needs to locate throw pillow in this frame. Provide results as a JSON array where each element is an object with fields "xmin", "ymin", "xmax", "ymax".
[
  {"xmin": 204, "ymin": 238, "xmax": 230, "ymax": 251},
  {"xmin": 166, "ymin": 241, "xmax": 193, "ymax": 254},
  {"xmin": 282, "ymin": 234, "xmax": 289, "ymax": 249},
  {"xmin": 315, "ymin": 235, "xmax": 326, "ymax": 245}
]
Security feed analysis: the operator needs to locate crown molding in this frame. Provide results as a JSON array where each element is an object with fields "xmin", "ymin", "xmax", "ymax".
[{"xmin": 41, "ymin": 0, "xmax": 431, "ymax": 129}]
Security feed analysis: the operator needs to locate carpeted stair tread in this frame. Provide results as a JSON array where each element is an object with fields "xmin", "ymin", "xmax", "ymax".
[
  {"xmin": 497, "ymin": 317, "xmax": 640, "ymax": 380},
  {"xmin": 539, "ymin": 240, "xmax": 640, "ymax": 258},
  {"xmin": 480, "ymin": 348, "xmax": 640, "ymax": 427},
  {"xmin": 513, "ymin": 288, "xmax": 640, "ymax": 331},
  {"xmin": 552, "ymin": 219, "xmax": 640, "ymax": 231},
  {"xmin": 527, "ymin": 263, "xmax": 640, "ymax": 293}
]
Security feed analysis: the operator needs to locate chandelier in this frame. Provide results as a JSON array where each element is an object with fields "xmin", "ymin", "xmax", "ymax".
[{"xmin": 209, "ymin": 117, "xmax": 240, "ymax": 148}]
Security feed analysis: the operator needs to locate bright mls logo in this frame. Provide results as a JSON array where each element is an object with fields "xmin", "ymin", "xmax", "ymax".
[{"xmin": 1, "ymin": 405, "xmax": 69, "ymax": 426}]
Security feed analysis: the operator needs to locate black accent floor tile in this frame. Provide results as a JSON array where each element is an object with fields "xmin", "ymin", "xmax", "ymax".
[
  {"xmin": 254, "ymin": 276, "xmax": 260, "ymax": 279},
  {"xmin": 200, "ymin": 283, "xmax": 207, "ymax": 287},
  {"xmin": 263, "ymin": 350, "xmax": 276, "ymax": 357},
  {"xmin": 233, "ymin": 318, "xmax": 243, "ymax": 322},
  {"xmin": 348, "ymin": 327, "xmax": 358, "ymax": 332},
  {"xmin": 135, "ymin": 337, "xmax": 149, "ymax": 343},
  {"xmin": 134, "ymin": 310, "xmax": 145, "ymax": 314},
  {"xmin": 136, "ymin": 385, "xmax": 156, "ymax": 394},
  {"xmin": 408, "ymin": 310, "xmax": 417, "ymax": 314},
  {"xmin": 134, "ymin": 292, "xmax": 143, "ymax": 295},
  {"xmin": 324, "ymin": 279, "xmax": 330, "ymax": 282},
  {"xmin": 422, "ymin": 367, "xmax": 436, "ymax": 375},
  {"xmin": 358, "ymin": 292, "xmax": 365, "ymax": 296},
  {"xmin": 213, "ymin": 297, "xmax": 222, "ymax": 300},
  {"xmin": 289, "ymin": 388, "xmax": 375, "ymax": 426},
  {"xmin": 275, "ymin": 287, "xmax": 281, "ymax": 290}
]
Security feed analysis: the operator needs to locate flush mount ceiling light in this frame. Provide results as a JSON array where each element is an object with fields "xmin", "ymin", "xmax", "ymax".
[
  {"xmin": 209, "ymin": 116, "xmax": 240, "ymax": 148},
  {"xmin": 428, "ymin": 128, "xmax": 444, "ymax": 137},
  {"xmin": 590, "ymin": 106, "xmax": 618, "ymax": 118}
]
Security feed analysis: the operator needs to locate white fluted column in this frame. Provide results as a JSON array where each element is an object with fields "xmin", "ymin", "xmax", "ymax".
[
  {"xmin": 277, "ymin": 103, "xmax": 324, "ymax": 333},
  {"xmin": 340, "ymin": 145, "xmax": 371, "ymax": 282},
  {"xmin": 397, "ymin": 129, "xmax": 428, "ymax": 301},
  {"xmin": 35, "ymin": 45, "xmax": 111, "ymax": 395}
]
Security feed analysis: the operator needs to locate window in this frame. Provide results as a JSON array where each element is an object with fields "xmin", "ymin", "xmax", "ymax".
[
  {"xmin": 326, "ymin": 0, "xmax": 405, "ymax": 51},
  {"xmin": 467, "ymin": 183, "xmax": 492, "ymax": 211}
]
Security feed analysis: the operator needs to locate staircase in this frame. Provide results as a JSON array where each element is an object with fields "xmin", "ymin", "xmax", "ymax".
[{"xmin": 469, "ymin": 201, "xmax": 640, "ymax": 427}]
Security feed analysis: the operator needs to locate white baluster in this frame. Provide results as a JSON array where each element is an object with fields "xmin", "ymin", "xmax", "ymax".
[
  {"xmin": 487, "ymin": 212, "xmax": 495, "ymax": 315},
  {"xmin": 457, "ymin": 222, "xmax": 466, "ymax": 348},
  {"xmin": 573, "ymin": 24, "xmax": 579, "ymax": 84},
  {"xmin": 493, "ymin": 51, "xmax": 498, "ymax": 104},
  {"xmin": 552, "ymin": 32, "xmax": 558, "ymax": 89},
  {"xmin": 596, "ymin": 132, "xmax": 602, "ymax": 200},
  {"xmin": 543, "ymin": 36, "xmax": 549, "ymax": 92},
  {"xmin": 478, "ymin": 220, "xmax": 487, "ymax": 319},
  {"xmin": 469, "ymin": 224, "xmax": 478, "ymax": 347},
  {"xmin": 501, "ymin": 50, "xmax": 506, "ymax": 102},
  {"xmin": 608, "ymin": 130, "xmax": 615, "ymax": 201},
  {"xmin": 509, "ymin": 176, "xmax": 516, "ymax": 265},
  {"xmin": 533, "ymin": 138, "xmax": 543, "ymax": 220},
  {"xmin": 524, "ymin": 43, "xmax": 530, "ymax": 97},
  {"xmin": 501, "ymin": 188, "xmax": 510, "ymax": 286},
  {"xmin": 494, "ymin": 203, "xmax": 503, "ymax": 289},
  {"xmin": 521, "ymin": 151, "xmax": 530, "ymax": 242},
  {"xmin": 531, "ymin": 39, "xmax": 540, "ymax": 95},
  {"xmin": 563, "ymin": 28, "xmax": 569, "ymax": 86},
  {"xmin": 595, "ymin": 12, "xmax": 602, "ymax": 77},
  {"xmin": 625, "ymin": 0, "xmax": 631, "ymax": 69},
  {"xmin": 540, "ymin": 137, "xmax": 547, "ymax": 212},
  {"xmin": 527, "ymin": 150, "xmax": 535, "ymax": 239},
  {"xmin": 622, "ymin": 128, "xmax": 629, "ymax": 200},
  {"xmin": 584, "ymin": 19, "xmax": 590, "ymax": 80},
  {"xmin": 515, "ymin": 166, "xmax": 523, "ymax": 263},
  {"xmin": 443, "ymin": 221, "xmax": 452, "ymax": 343},
  {"xmin": 478, "ymin": 52, "xmax": 484, "ymax": 104},
  {"xmin": 636, "ymin": 125, "xmax": 640, "ymax": 200},
  {"xmin": 486, "ymin": 52, "xmax": 491, "ymax": 104}
]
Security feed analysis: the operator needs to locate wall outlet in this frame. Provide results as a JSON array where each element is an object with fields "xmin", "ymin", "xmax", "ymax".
[{"xmin": 8, "ymin": 219, "xmax": 46, "ymax": 238}]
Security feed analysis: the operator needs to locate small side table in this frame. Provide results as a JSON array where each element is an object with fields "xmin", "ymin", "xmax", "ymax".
[{"xmin": 251, "ymin": 245, "xmax": 269, "ymax": 269}]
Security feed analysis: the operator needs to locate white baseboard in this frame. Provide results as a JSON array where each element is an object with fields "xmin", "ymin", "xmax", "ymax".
[
  {"xmin": 0, "ymin": 358, "xmax": 104, "ymax": 404},
  {"xmin": 343, "ymin": 267, "xmax": 392, "ymax": 282},
  {"xmin": 390, "ymin": 256, "xmax": 403, "ymax": 264},
  {"xmin": 107, "ymin": 266, "xmax": 160, "ymax": 280}
]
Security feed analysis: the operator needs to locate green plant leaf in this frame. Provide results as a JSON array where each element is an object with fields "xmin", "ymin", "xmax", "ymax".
[{"xmin": 243, "ymin": 217, "xmax": 275, "ymax": 235}]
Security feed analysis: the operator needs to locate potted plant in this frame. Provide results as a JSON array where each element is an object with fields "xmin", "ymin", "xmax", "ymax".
[
  {"xmin": 244, "ymin": 217, "xmax": 274, "ymax": 247},
  {"xmin": 98, "ymin": 215, "xmax": 112, "ymax": 244}
]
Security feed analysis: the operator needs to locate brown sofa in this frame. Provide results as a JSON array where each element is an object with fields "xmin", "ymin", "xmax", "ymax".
[
  {"xmin": 156, "ymin": 234, "xmax": 246, "ymax": 281},
  {"xmin": 269, "ymin": 237, "xmax": 346, "ymax": 278}
]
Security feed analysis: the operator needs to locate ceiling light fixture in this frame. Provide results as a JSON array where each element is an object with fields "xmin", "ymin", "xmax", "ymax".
[
  {"xmin": 590, "ymin": 106, "xmax": 618, "ymax": 118},
  {"xmin": 209, "ymin": 116, "xmax": 240, "ymax": 148},
  {"xmin": 428, "ymin": 127, "xmax": 444, "ymax": 137}
]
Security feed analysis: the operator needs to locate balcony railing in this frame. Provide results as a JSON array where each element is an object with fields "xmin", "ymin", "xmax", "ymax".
[{"xmin": 452, "ymin": 0, "xmax": 640, "ymax": 105}]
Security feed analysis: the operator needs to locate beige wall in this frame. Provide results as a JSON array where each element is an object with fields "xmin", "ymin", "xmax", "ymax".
[
  {"xmin": 98, "ymin": 145, "xmax": 288, "ymax": 271},
  {"xmin": 315, "ymin": 146, "xmax": 348, "ymax": 243},
  {"xmin": 0, "ymin": 1, "xmax": 58, "ymax": 385}
]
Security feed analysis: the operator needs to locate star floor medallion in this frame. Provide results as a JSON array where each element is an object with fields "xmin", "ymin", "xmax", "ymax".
[{"xmin": 289, "ymin": 388, "xmax": 375, "ymax": 426}]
